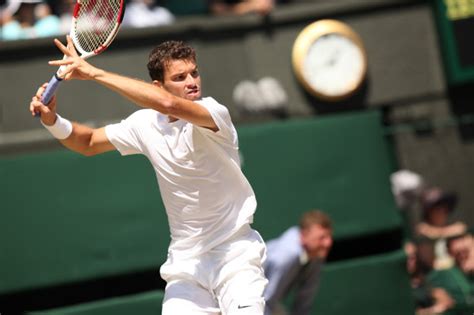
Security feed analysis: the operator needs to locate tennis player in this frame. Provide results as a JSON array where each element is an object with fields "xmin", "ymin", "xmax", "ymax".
[{"xmin": 30, "ymin": 37, "xmax": 268, "ymax": 315}]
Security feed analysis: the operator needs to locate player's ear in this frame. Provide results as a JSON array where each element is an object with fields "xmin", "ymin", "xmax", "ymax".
[{"xmin": 152, "ymin": 80, "xmax": 163, "ymax": 88}]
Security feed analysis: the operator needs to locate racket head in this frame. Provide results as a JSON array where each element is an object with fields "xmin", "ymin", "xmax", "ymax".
[{"xmin": 70, "ymin": 0, "xmax": 125, "ymax": 58}]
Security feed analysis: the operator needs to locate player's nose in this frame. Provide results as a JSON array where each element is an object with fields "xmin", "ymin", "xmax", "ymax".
[{"xmin": 185, "ymin": 74, "xmax": 197, "ymax": 86}]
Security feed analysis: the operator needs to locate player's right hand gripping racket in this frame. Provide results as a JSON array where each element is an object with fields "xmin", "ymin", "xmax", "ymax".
[{"xmin": 41, "ymin": 0, "xmax": 125, "ymax": 105}]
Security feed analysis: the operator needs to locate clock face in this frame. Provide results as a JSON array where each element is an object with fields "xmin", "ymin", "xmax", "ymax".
[{"xmin": 303, "ymin": 33, "xmax": 365, "ymax": 98}]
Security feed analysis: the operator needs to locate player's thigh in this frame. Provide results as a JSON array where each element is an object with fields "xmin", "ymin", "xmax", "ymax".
[
  {"xmin": 162, "ymin": 279, "xmax": 220, "ymax": 315},
  {"xmin": 217, "ymin": 268, "xmax": 267, "ymax": 315},
  {"xmin": 217, "ymin": 229, "xmax": 267, "ymax": 315}
]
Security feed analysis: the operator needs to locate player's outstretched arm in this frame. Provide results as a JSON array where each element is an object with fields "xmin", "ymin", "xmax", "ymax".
[
  {"xmin": 30, "ymin": 83, "xmax": 115, "ymax": 156},
  {"xmin": 50, "ymin": 37, "xmax": 218, "ymax": 131},
  {"xmin": 93, "ymin": 72, "xmax": 218, "ymax": 131}
]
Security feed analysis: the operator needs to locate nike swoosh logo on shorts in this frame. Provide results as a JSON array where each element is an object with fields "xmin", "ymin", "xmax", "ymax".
[{"xmin": 238, "ymin": 305, "xmax": 252, "ymax": 309}]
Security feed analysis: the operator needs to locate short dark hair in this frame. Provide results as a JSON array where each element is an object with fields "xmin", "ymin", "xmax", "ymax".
[
  {"xmin": 147, "ymin": 40, "xmax": 197, "ymax": 82},
  {"xmin": 299, "ymin": 210, "xmax": 332, "ymax": 230}
]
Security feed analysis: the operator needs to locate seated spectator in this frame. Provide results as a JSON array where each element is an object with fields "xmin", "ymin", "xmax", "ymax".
[
  {"xmin": 263, "ymin": 210, "xmax": 333, "ymax": 315},
  {"xmin": 448, "ymin": 233, "xmax": 474, "ymax": 276},
  {"xmin": 390, "ymin": 169, "xmax": 425, "ymax": 239},
  {"xmin": 1, "ymin": 0, "xmax": 9, "ymax": 25},
  {"xmin": 122, "ymin": 0, "xmax": 174, "ymax": 28},
  {"xmin": 404, "ymin": 241, "xmax": 456, "ymax": 315},
  {"xmin": 416, "ymin": 187, "xmax": 467, "ymax": 270},
  {"xmin": 2, "ymin": 0, "xmax": 60, "ymax": 40},
  {"xmin": 57, "ymin": 0, "xmax": 74, "ymax": 34},
  {"xmin": 209, "ymin": 0, "xmax": 274, "ymax": 16},
  {"xmin": 427, "ymin": 264, "xmax": 474, "ymax": 313},
  {"xmin": 33, "ymin": 1, "xmax": 61, "ymax": 37}
]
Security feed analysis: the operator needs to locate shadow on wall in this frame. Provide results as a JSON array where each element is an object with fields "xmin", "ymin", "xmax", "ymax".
[
  {"xmin": 300, "ymin": 76, "xmax": 370, "ymax": 115},
  {"xmin": 449, "ymin": 81, "xmax": 474, "ymax": 142}
]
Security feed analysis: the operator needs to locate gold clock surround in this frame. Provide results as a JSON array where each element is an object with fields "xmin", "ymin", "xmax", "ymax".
[{"xmin": 292, "ymin": 19, "xmax": 368, "ymax": 102}]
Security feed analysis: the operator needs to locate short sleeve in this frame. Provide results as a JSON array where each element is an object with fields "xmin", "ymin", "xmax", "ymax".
[
  {"xmin": 105, "ymin": 111, "xmax": 146, "ymax": 156},
  {"xmin": 195, "ymin": 97, "xmax": 237, "ymax": 146}
]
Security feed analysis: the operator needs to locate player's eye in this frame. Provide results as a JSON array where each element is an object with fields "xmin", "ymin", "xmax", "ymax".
[{"xmin": 191, "ymin": 70, "xmax": 199, "ymax": 78}]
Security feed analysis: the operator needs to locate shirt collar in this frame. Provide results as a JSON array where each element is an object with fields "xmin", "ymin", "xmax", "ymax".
[{"xmin": 299, "ymin": 249, "xmax": 309, "ymax": 265}]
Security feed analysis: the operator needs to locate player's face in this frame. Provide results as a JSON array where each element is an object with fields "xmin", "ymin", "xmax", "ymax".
[
  {"xmin": 300, "ymin": 224, "xmax": 333, "ymax": 260},
  {"xmin": 161, "ymin": 59, "xmax": 201, "ymax": 101}
]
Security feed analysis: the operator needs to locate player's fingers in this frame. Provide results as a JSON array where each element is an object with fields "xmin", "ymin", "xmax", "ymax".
[
  {"xmin": 30, "ymin": 99, "xmax": 46, "ymax": 116},
  {"xmin": 31, "ymin": 95, "xmax": 39, "ymax": 104},
  {"xmin": 31, "ymin": 96, "xmax": 45, "ymax": 108},
  {"xmin": 38, "ymin": 104, "xmax": 51, "ymax": 116},
  {"xmin": 66, "ymin": 40, "xmax": 74, "ymax": 54},
  {"xmin": 31, "ymin": 105, "xmax": 44, "ymax": 117},
  {"xmin": 29, "ymin": 99, "xmax": 37, "ymax": 115},
  {"xmin": 54, "ymin": 38, "xmax": 71, "ymax": 56},
  {"xmin": 61, "ymin": 63, "xmax": 78, "ymax": 81},
  {"xmin": 48, "ymin": 59, "xmax": 74, "ymax": 66},
  {"xmin": 66, "ymin": 35, "xmax": 79, "ymax": 57},
  {"xmin": 35, "ymin": 83, "xmax": 48, "ymax": 99},
  {"xmin": 46, "ymin": 95, "xmax": 57, "ymax": 110},
  {"xmin": 63, "ymin": 68, "xmax": 79, "ymax": 81}
]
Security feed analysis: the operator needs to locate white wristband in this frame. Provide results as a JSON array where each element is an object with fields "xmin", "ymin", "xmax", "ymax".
[{"xmin": 41, "ymin": 114, "xmax": 73, "ymax": 140}]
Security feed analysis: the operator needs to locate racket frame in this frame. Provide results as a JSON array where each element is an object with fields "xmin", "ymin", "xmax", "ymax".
[{"xmin": 40, "ymin": 0, "xmax": 124, "ymax": 105}]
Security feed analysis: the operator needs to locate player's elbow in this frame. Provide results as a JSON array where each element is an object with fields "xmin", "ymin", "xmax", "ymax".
[
  {"xmin": 64, "ymin": 144, "xmax": 97, "ymax": 157},
  {"xmin": 74, "ymin": 143, "xmax": 98, "ymax": 157},
  {"xmin": 79, "ymin": 137, "xmax": 102, "ymax": 157},
  {"xmin": 81, "ymin": 148, "xmax": 98, "ymax": 157},
  {"xmin": 82, "ymin": 140, "xmax": 104, "ymax": 157},
  {"xmin": 82, "ymin": 128, "xmax": 112, "ymax": 156},
  {"xmin": 160, "ymin": 95, "xmax": 179, "ymax": 116}
]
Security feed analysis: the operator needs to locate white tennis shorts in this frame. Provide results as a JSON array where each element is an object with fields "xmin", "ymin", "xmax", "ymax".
[{"xmin": 160, "ymin": 224, "xmax": 268, "ymax": 315}]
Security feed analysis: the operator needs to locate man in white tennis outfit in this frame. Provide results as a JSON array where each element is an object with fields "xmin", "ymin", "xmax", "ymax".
[{"xmin": 30, "ymin": 37, "xmax": 268, "ymax": 315}]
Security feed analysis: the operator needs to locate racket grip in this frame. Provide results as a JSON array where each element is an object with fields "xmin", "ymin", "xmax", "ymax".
[{"xmin": 42, "ymin": 74, "xmax": 63, "ymax": 105}]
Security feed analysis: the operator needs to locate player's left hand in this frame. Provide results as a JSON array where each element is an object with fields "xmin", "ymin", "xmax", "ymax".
[
  {"xmin": 30, "ymin": 82, "xmax": 58, "ymax": 125},
  {"xmin": 49, "ymin": 36, "xmax": 101, "ymax": 81}
]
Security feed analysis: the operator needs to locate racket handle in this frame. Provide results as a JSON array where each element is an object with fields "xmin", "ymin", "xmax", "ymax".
[
  {"xmin": 42, "ymin": 74, "xmax": 63, "ymax": 105},
  {"xmin": 36, "ymin": 74, "xmax": 63, "ymax": 117}
]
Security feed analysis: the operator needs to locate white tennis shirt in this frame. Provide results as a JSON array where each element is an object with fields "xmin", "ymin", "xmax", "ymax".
[{"xmin": 105, "ymin": 97, "xmax": 257, "ymax": 259}]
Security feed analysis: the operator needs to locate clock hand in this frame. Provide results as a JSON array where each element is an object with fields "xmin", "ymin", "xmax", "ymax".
[{"xmin": 326, "ymin": 49, "xmax": 340, "ymax": 67}]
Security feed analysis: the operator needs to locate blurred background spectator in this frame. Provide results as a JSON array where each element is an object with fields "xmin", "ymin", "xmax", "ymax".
[
  {"xmin": 391, "ymin": 169, "xmax": 425, "ymax": 239},
  {"xmin": 1, "ymin": 0, "xmax": 60, "ymax": 40},
  {"xmin": 397, "ymin": 183, "xmax": 474, "ymax": 314},
  {"xmin": 392, "ymin": 170, "xmax": 474, "ymax": 313},
  {"xmin": 263, "ymin": 210, "xmax": 333, "ymax": 315},
  {"xmin": 404, "ymin": 241, "xmax": 456, "ymax": 315},
  {"xmin": 122, "ymin": 0, "xmax": 174, "ymax": 28},
  {"xmin": 427, "ymin": 262, "xmax": 474, "ymax": 314},
  {"xmin": 209, "ymin": 0, "xmax": 274, "ymax": 16},
  {"xmin": 0, "ymin": 0, "xmax": 300, "ymax": 41},
  {"xmin": 416, "ymin": 187, "xmax": 466, "ymax": 270},
  {"xmin": 0, "ymin": 0, "xmax": 174, "ymax": 40},
  {"xmin": 56, "ymin": 0, "xmax": 74, "ymax": 34},
  {"xmin": 448, "ymin": 234, "xmax": 474, "ymax": 276}
]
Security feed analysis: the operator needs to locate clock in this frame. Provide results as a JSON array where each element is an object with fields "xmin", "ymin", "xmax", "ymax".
[{"xmin": 292, "ymin": 19, "xmax": 368, "ymax": 102}]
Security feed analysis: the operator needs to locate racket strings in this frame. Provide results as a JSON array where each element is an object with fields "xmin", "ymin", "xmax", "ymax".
[{"xmin": 74, "ymin": 0, "xmax": 121, "ymax": 53}]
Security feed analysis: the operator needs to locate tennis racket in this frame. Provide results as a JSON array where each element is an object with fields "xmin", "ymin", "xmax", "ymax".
[{"xmin": 41, "ymin": 0, "xmax": 125, "ymax": 105}]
